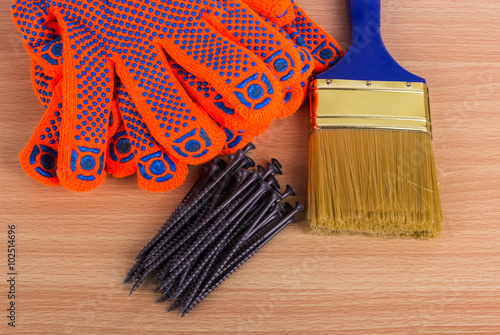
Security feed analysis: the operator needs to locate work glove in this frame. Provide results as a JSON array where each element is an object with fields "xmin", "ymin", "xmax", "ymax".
[
  {"xmin": 12, "ymin": 0, "xmax": 308, "ymax": 191},
  {"xmin": 24, "ymin": 61, "xmax": 190, "ymax": 191},
  {"xmin": 14, "ymin": 0, "xmax": 343, "ymax": 192}
]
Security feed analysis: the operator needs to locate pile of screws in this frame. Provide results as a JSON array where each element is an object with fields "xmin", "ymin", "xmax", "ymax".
[{"xmin": 124, "ymin": 143, "xmax": 304, "ymax": 316}]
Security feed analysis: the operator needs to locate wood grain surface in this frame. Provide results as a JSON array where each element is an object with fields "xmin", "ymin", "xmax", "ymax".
[{"xmin": 1, "ymin": 0, "xmax": 500, "ymax": 334}]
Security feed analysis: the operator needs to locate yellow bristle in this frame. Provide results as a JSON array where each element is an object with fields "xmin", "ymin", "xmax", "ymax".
[{"xmin": 307, "ymin": 129, "xmax": 442, "ymax": 238}]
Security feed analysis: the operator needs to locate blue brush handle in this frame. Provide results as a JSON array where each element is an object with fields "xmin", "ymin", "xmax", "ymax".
[{"xmin": 317, "ymin": 0, "xmax": 425, "ymax": 83}]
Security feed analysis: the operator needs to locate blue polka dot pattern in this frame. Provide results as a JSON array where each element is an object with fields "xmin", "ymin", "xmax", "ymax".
[
  {"xmin": 254, "ymin": 11, "xmax": 315, "ymax": 117},
  {"xmin": 214, "ymin": 0, "xmax": 302, "ymax": 86},
  {"xmin": 288, "ymin": 4, "xmax": 342, "ymax": 69},
  {"xmin": 31, "ymin": 63, "xmax": 54, "ymax": 109},
  {"xmin": 40, "ymin": 153, "xmax": 56, "ymax": 170},
  {"xmin": 138, "ymin": 151, "xmax": 175, "ymax": 183},
  {"xmin": 29, "ymin": 144, "xmax": 58, "ymax": 178},
  {"xmin": 40, "ymin": 37, "xmax": 63, "ymax": 66},
  {"xmin": 70, "ymin": 146, "xmax": 104, "ymax": 181},
  {"xmin": 21, "ymin": 67, "xmax": 63, "ymax": 184},
  {"xmin": 113, "ymin": 82, "xmax": 188, "ymax": 190},
  {"xmin": 109, "ymin": 130, "xmax": 135, "ymax": 164},
  {"xmin": 297, "ymin": 47, "xmax": 312, "ymax": 75},
  {"xmin": 264, "ymin": 50, "xmax": 296, "ymax": 82},
  {"xmin": 14, "ymin": 0, "xmax": 317, "ymax": 167},
  {"xmin": 117, "ymin": 83, "xmax": 163, "ymax": 157},
  {"xmin": 12, "ymin": 0, "xmax": 57, "ymax": 53},
  {"xmin": 166, "ymin": 56, "xmax": 254, "ymax": 152}
]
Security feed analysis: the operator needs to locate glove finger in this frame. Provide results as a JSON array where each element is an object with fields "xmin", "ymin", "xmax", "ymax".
[
  {"xmin": 163, "ymin": 18, "xmax": 283, "ymax": 127},
  {"xmin": 115, "ymin": 83, "xmax": 188, "ymax": 192},
  {"xmin": 286, "ymin": 2, "xmax": 344, "ymax": 73},
  {"xmin": 31, "ymin": 60, "xmax": 58, "ymax": 109},
  {"xmin": 19, "ymin": 79, "xmax": 62, "ymax": 187},
  {"xmin": 210, "ymin": 0, "xmax": 303, "ymax": 93},
  {"xmin": 33, "ymin": 52, "xmax": 121, "ymax": 147},
  {"xmin": 212, "ymin": 0, "xmax": 308, "ymax": 116},
  {"xmin": 26, "ymin": 16, "xmax": 119, "ymax": 139},
  {"xmin": 16, "ymin": 10, "xmax": 227, "ymax": 167},
  {"xmin": 12, "ymin": 0, "xmax": 62, "ymax": 74},
  {"xmin": 114, "ymin": 45, "xmax": 227, "ymax": 166},
  {"xmin": 273, "ymin": 24, "xmax": 315, "ymax": 118},
  {"xmin": 15, "ymin": 1, "xmax": 284, "ymax": 161},
  {"xmin": 167, "ymin": 59, "xmax": 261, "ymax": 144},
  {"xmin": 106, "ymin": 107, "xmax": 137, "ymax": 178},
  {"xmin": 55, "ymin": 16, "xmax": 113, "ymax": 192},
  {"xmin": 168, "ymin": 58, "xmax": 282, "ymax": 155},
  {"xmin": 23, "ymin": 59, "xmax": 120, "ymax": 189},
  {"xmin": 240, "ymin": 0, "xmax": 296, "ymax": 26}
]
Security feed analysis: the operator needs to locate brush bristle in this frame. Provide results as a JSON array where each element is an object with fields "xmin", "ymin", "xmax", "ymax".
[{"xmin": 307, "ymin": 129, "xmax": 442, "ymax": 238}]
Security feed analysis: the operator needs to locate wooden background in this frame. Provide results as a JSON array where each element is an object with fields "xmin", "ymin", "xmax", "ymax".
[{"xmin": 1, "ymin": 0, "xmax": 500, "ymax": 333}]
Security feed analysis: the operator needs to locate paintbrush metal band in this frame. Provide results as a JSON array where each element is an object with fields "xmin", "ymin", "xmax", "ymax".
[{"xmin": 309, "ymin": 79, "xmax": 432, "ymax": 137}]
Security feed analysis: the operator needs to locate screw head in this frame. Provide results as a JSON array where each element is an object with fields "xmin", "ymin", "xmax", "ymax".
[
  {"xmin": 242, "ymin": 142, "xmax": 255, "ymax": 153},
  {"xmin": 271, "ymin": 158, "xmax": 282, "ymax": 169}
]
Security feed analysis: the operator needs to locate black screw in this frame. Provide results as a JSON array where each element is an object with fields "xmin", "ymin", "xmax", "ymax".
[
  {"xmin": 124, "ymin": 143, "xmax": 302, "ymax": 317},
  {"xmin": 181, "ymin": 202, "xmax": 303, "ymax": 316},
  {"xmin": 271, "ymin": 158, "xmax": 282, "ymax": 170},
  {"xmin": 129, "ymin": 160, "xmax": 222, "ymax": 266}
]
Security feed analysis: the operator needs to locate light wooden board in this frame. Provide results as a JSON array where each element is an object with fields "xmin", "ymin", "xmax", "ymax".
[{"xmin": 1, "ymin": 0, "xmax": 500, "ymax": 333}]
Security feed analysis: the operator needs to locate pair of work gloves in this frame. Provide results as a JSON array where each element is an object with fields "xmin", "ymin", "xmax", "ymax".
[{"xmin": 12, "ymin": 0, "xmax": 343, "ymax": 192}]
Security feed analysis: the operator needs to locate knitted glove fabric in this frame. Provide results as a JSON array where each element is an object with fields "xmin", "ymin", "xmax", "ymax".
[
  {"xmin": 14, "ymin": 0, "xmax": 343, "ymax": 192},
  {"xmin": 242, "ymin": 0, "xmax": 343, "ymax": 74},
  {"xmin": 241, "ymin": 0, "xmax": 343, "ymax": 117},
  {"xmin": 283, "ymin": 1, "xmax": 343, "ymax": 73},
  {"xmin": 242, "ymin": 0, "xmax": 296, "ymax": 27},
  {"xmin": 20, "ymin": 74, "xmax": 62, "ymax": 187},
  {"xmin": 22, "ymin": 60, "xmax": 123, "ymax": 187},
  {"xmin": 160, "ymin": 1, "xmax": 345, "ymax": 131},
  {"xmin": 25, "ymin": 20, "xmax": 325, "ymax": 158},
  {"xmin": 16, "ymin": 22, "xmax": 258, "ymax": 191},
  {"xmin": 107, "ymin": 82, "xmax": 189, "ymax": 192},
  {"xmin": 11, "ymin": 0, "xmax": 307, "ymax": 140},
  {"xmin": 12, "ymin": 0, "xmax": 306, "ymax": 191},
  {"xmin": 26, "ymin": 61, "xmax": 189, "ymax": 191}
]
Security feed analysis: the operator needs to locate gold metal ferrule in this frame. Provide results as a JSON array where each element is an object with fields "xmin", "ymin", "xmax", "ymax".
[{"xmin": 309, "ymin": 79, "xmax": 432, "ymax": 137}]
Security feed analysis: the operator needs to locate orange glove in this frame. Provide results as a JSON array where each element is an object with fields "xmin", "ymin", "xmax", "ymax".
[
  {"xmin": 12, "ymin": 0, "xmax": 306, "ymax": 191},
  {"xmin": 26, "ymin": 61, "xmax": 189, "ymax": 192},
  {"xmin": 107, "ymin": 82, "xmax": 189, "ymax": 192},
  {"xmin": 15, "ymin": 0, "xmax": 343, "ymax": 192}
]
